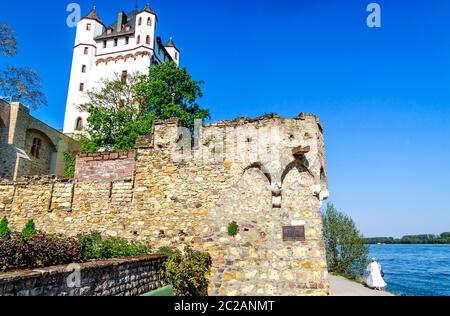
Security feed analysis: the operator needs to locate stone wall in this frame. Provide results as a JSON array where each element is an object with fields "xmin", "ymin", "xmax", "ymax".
[
  {"xmin": 0, "ymin": 101, "xmax": 79, "ymax": 180},
  {"xmin": 0, "ymin": 113, "xmax": 330, "ymax": 296},
  {"xmin": 0, "ymin": 255, "xmax": 166, "ymax": 296}
]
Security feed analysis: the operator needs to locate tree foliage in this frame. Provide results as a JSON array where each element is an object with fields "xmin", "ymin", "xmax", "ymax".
[
  {"xmin": 81, "ymin": 62, "xmax": 210, "ymax": 151},
  {"xmin": 365, "ymin": 234, "xmax": 450, "ymax": 245},
  {"xmin": 0, "ymin": 66, "xmax": 47, "ymax": 109},
  {"xmin": 0, "ymin": 23, "xmax": 18, "ymax": 57},
  {"xmin": 63, "ymin": 152, "xmax": 76, "ymax": 178},
  {"xmin": 322, "ymin": 203, "xmax": 369, "ymax": 279},
  {"xmin": 0, "ymin": 23, "xmax": 47, "ymax": 109},
  {"xmin": 0, "ymin": 217, "xmax": 11, "ymax": 238},
  {"xmin": 79, "ymin": 72, "xmax": 154, "ymax": 151},
  {"xmin": 21, "ymin": 219, "xmax": 38, "ymax": 238},
  {"xmin": 135, "ymin": 61, "xmax": 210, "ymax": 130},
  {"xmin": 161, "ymin": 246, "xmax": 212, "ymax": 296}
]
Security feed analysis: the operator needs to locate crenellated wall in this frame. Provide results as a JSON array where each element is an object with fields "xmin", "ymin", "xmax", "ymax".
[{"xmin": 0, "ymin": 113, "xmax": 330, "ymax": 296}]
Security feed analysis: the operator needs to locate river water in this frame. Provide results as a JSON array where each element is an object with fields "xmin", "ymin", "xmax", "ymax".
[{"xmin": 368, "ymin": 244, "xmax": 450, "ymax": 296}]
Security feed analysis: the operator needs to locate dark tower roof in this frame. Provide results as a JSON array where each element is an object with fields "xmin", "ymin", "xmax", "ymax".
[
  {"xmin": 83, "ymin": 6, "xmax": 104, "ymax": 25},
  {"xmin": 166, "ymin": 37, "xmax": 179, "ymax": 50},
  {"xmin": 142, "ymin": 3, "xmax": 156, "ymax": 14}
]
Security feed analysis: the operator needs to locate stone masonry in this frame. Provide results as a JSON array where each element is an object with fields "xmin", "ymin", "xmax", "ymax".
[
  {"xmin": 0, "ymin": 113, "xmax": 330, "ymax": 296},
  {"xmin": 0, "ymin": 255, "xmax": 166, "ymax": 296},
  {"xmin": 0, "ymin": 101, "xmax": 79, "ymax": 180}
]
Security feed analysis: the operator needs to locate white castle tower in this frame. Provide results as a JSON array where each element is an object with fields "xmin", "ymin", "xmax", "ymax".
[{"xmin": 63, "ymin": 5, "xmax": 180, "ymax": 135}]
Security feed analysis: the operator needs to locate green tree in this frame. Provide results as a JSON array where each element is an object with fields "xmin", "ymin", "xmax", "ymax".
[
  {"xmin": 0, "ymin": 217, "xmax": 11, "ymax": 237},
  {"xmin": 0, "ymin": 23, "xmax": 47, "ymax": 109},
  {"xmin": 21, "ymin": 219, "xmax": 38, "ymax": 238},
  {"xmin": 135, "ymin": 61, "xmax": 210, "ymax": 130},
  {"xmin": 322, "ymin": 203, "xmax": 369, "ymax": 279},
  {"xmin": 80, "ymin": 62, "xmax": 210, "ymax": 151},
  {"xmin": 79, "ymin": 72, "xmax": 154, "ymax": 151}
]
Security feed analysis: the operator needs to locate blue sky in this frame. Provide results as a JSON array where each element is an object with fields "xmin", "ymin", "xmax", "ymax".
[{"xmin": 1, "ymin": 0, "xmax": 449, "ymax": 237}]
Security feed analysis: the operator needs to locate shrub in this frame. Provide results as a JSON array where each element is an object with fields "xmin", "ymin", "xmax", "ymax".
[
  {"xmin": 21, "ymin": 219, "xmax": 38, "ymax": 238},
  {"xmin": 79, "ymin": 232, "xmax": 150, "ymax": 260},
  {"xmin": 0, "ymin": 232, "xmax": 84, "ymax": 272},
  {"xmin": 0, "ymin": 217, "xmax": 11, "ymax": 238},
  {"xmin": 63, "ymin": 152, "xmax": 76, "ymax": 178},
  {"xmin": 227, "ymin": 221, "xmax": 239, "ymax": 237},
  {"xmin": 158, "ymin": 247, "xmax": 175, "ymax": 257},
  {"xmin": 161, "ymin": 246, "xmax": 212, "ymax": 296},
  {"xmin": 322, "ymin": 203, "xmax": 369, "ymax": 280}
]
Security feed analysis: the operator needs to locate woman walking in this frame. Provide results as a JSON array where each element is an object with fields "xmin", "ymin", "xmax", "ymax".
[{"xmin": 366, "ymin": 258, "xmax": 387, "ymax": 291}]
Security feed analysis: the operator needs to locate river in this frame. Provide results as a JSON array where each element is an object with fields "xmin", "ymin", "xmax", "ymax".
[{"xmin": 368, "ymin": 244, "xmax": 450, "ymax": 296}]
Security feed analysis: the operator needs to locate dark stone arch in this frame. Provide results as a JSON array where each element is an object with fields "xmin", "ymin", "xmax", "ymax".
[
  {"xmin": 26, "ymin": 128, "xmax": 57, "ymax": 152},
  {"xmin": 281, "ymin": 160, "xmax": 314, "ymax": 186},
  {"xmin": 243, "ymin": 162, "xmax": 272, "ymax": 185}
]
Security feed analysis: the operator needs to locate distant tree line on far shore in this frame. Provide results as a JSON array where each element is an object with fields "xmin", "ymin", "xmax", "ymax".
[{"xmin": 365, "ymin": 233, "xmax": 450, "ymax": 245}]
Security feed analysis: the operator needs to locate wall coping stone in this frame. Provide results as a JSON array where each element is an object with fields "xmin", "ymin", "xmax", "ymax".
[{"xmin": 0, "ymin": 254, "xmax": 167, "ymax": 284}]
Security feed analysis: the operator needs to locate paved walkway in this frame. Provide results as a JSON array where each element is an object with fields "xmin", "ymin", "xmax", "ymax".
[{"xmin": 329, "ymin": 275, "xmax": 394, "ymax": 296}]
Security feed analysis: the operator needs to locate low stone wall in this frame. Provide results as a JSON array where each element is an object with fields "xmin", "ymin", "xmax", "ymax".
[{"xmin": 0, "ymin": 255, "xmax": 166, "ymax": 296}]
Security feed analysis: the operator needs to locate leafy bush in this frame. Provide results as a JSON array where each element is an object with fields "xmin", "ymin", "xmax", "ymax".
[
  {"xmin": 0, "ymin": 224, "xmax": 152, "ymax": 272},
  {"xmin": 21, "ymin": 219, "xmax": 38, "ymax": 238},
  {"xmin": 158, "ymin": 247, "xmax": 175, "ymax": 257},
  {"xmin": 161, "ymin": 246, "xmax": 212, "ymax": 296},
  {"xmin": 0, "ymin": 217, "xmax": 11, "ymax": 237},
  {"xmin": 79, "ymin": 232, "xmax": 150, "ymax": 260},
  {"xmin": 63, "ymin": 152, "xmax": 76, "ymax": 178},
  {"xmin": 227, "ymin": 221, "xmax": 239, "ymax": 237},
  {"xmin": 0, "ymin": 233, "xmax": 84, "ymax": 272},
  {"xmin": 322, "ymin": 203, "xmax": 369, "ymax": 280}
]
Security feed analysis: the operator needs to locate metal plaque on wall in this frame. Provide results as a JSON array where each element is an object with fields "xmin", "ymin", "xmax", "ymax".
[{"xmin": 283, "ymin": 226, "xmax": 306, "ymax": 242}]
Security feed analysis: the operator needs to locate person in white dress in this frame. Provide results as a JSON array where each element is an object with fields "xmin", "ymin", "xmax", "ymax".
[{"xmin": 366, "ymin": 258, "xmax": 387, "ymax": 291}]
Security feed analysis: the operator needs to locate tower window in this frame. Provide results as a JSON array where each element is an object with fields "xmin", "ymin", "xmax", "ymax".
[
  {"xmin": 138, "ymin": 17, "xmax": 142, "ymax": 26},
  {"xmin": 75, "ymin": 117, "xmax": 83, "ymax": 130},
  {"xmin": 137, "ymin": 35, "xmax": 141, "ymax": 44},
  {"xmin": 79, "ymin": 83, "xmax": 84, "ymax": 92},
  {"xmin": 175, "ymin": 52, "xmax": 178, "ymax": 60},
  {"xmin": 30, "ymin": 138, "xmax": 42, "ymax": 159},
  {"xmin": 121, "ymin": 71, "xmax": 128, "ymax": 83},
  {"xmin": 86, "ymin": 23, "xmax": 91, "ymax": 31},
  {"xmin": 103, "ymin": 40, "xmax": 107, "ymax": 48},
  {"xmin": 84, "ymin": 47, "xmax": 89, "ymax": 55},
  {"xmin": 146, "ymin": 36, "xmax": 151, "ymax": 45},
  {"xmin": 147, "ymin": 18, "xmax": 152, "ymax": 26},
  {"xmin": 81, "ymin": 65, "xmax": 86, "ymax": 73},
  {"xmin": 114, "ymin": 39, "xmax": 118, "ymax": 47},
  {"xmin": 125, "ymin": 37, "xmax": 129, "ymax": 45}
]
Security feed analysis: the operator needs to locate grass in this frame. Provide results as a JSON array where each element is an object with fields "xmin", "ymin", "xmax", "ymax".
[{"xmin": 142, "ymin": 285, "xmax": 174, "ymax": 297}]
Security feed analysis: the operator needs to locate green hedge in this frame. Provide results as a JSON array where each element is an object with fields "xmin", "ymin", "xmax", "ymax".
[{"xmin": 0, "ymin": 219, "xmax": 151, "ymax": 272}]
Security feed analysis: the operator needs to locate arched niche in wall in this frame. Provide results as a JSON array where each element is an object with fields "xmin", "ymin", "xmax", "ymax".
[
  {"xmin": 24, "ymin": 128, "xmax": 58, "ymax": 176},
  {"xmin": 237, "ymin": 163, "xmax": 273, "ymax": 216},
  {"xmin": 281, "ymin": 161, "xmax": 315, "ymax": 212}
]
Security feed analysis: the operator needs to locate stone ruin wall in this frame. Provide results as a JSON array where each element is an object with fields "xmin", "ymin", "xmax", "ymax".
[{"xmin": 0, "ymin": 114, "xmax": 330, "ymax": 296}]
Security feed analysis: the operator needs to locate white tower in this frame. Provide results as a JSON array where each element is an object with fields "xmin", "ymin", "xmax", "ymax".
[
  {"xmin": 63, "ymin": 7, "xmax": 104, "ymax": 135},
  {"xmin": 165, "ymin": 38, "xmax": 180, "ymax": 66},
  {"xmin": 63, "ymin": 4, "xmax": 180, "ymax": 135}
]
